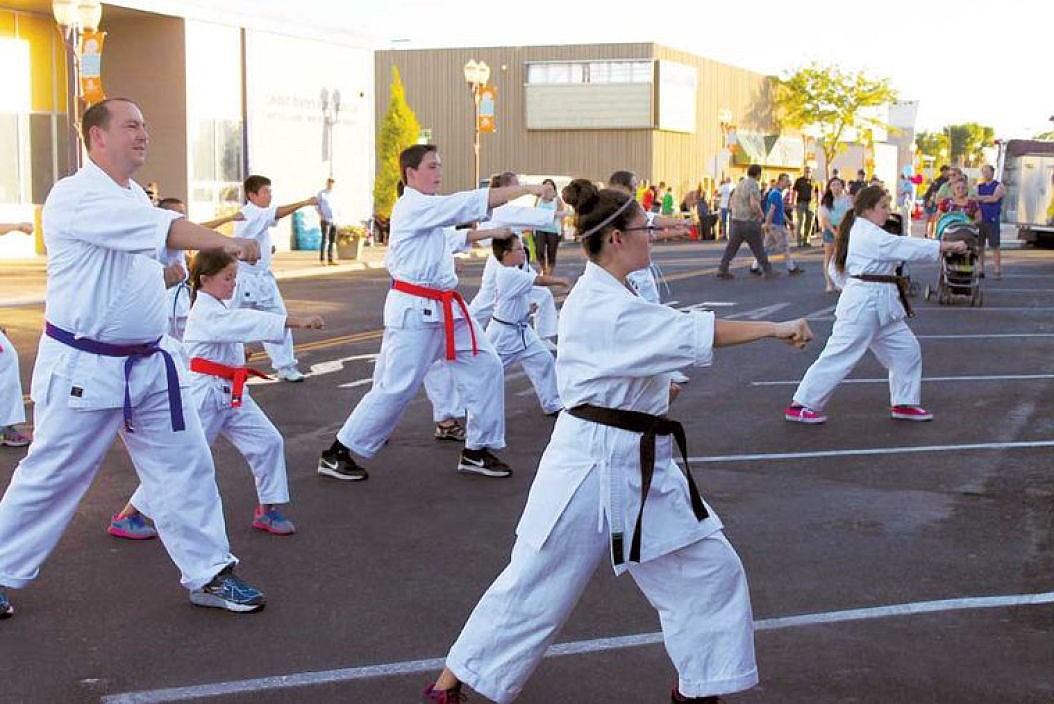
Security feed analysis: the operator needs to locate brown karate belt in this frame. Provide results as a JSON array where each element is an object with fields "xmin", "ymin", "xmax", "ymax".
[{"xmin": 851, "ymin": 273, "xmax": 915, "ymax": 318}]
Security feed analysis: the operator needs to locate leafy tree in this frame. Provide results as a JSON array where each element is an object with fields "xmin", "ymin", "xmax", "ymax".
[
  {"xmin": 916, "ymin": 130, "xmax": 951, "ymax": 167},
  {"xmin": 946, "ymin": 123, "xmax": 995, "ymax": 167},
  {"xmin": 374, "ymin": 66, "xmax": 422, "ymax": 219},
  {"xmin": 1035, "ymin": 131, "xmax": 1054, "ymax": 141},
  {"xmin": 774, "ymin": 64, "xmax": 897, "ymax": 179}
]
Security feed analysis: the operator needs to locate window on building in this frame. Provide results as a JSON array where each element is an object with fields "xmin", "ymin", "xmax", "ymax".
[{"xmin": 526, "ymin": 60, "xmax": 652, "ymax": 85}]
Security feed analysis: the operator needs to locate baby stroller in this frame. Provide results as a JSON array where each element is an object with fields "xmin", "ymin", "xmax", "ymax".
[
  {"xmin": 923, "ymin": 212, "xmax": 982, "ymax": 306},
  {"xmin": 881, "ymin": 213, "xmax": 919, "ymax": 297}
]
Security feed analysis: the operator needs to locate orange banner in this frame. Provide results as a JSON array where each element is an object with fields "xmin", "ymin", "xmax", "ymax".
[
  {"xmin": 79, "ymin": 30, "xmax": 106, "ymax": 106},
  {"xmin": 477, "ymin": 85, "xmax": 496, "ymax": 134}
]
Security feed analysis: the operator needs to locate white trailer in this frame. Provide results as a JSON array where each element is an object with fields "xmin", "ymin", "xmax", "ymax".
[{"xmin": 997, "ymin": 139, "xmax": 1054, "ymax": 246}]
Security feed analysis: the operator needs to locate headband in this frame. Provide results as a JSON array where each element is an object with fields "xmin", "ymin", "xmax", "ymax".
[{"xmin": 578, "ymin": 195, "xmax": 636, "ymax": 238}]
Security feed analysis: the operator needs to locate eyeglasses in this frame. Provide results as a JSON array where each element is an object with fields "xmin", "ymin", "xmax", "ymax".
[{"xmin": 621, "ymin": 225, "xmax": 660, "ymax": 235}]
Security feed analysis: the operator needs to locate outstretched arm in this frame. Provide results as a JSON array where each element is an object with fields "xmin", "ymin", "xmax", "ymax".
[
  {"xmin": 714, "ymin": 318, "xmax": 812, "ymax": 349},
  {"xmin": 276, "ymin": 197, "xmax": 318, "ymax": 221},
  {"xmin": 167, "ymin": 218, "xmax": 260, "ymax": 264},
  {"xmin": 0, "ymin": 222, "xmax": 32, "ymax": 235},
  {"xmin": 488, "ymin": 183, "xmax": 554, "ymax": 208},
  {"xmin": 198, "ymin": 212, "xmax": 246, "ymax": 230}
]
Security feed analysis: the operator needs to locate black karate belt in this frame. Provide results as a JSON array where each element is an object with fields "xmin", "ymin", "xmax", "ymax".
[
  {"xmin": 567, "ymin": 404, "xmax": 708, "ymax": 566},
  {"xmin": 490, "ymin": 316, "xmax": 529, "ymax": 350},
  {"xmin": 851, "ymin": 274, "xmax": 915, "ymax": 318}
]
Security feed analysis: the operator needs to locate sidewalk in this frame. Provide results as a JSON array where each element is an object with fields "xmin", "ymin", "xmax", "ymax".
[{"xmin": 0, "ymin": 245, "xmax": 491, "ymax": 308}]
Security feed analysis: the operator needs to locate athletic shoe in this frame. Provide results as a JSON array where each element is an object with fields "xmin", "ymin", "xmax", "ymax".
[
  {"xmin": 891, "ymin": 405, "xmax": 933, "ymax": 421},
  {"xmin": 317, "ymin": 450, "xmax": 369, "ymax": 481},
  {"xmin": 0, "ymin": 427, "xmax": 29, "ymax": 447},
  {"xmin": 423, "ymin": 683, "xmax": 467, "ymax": 703},
  {"xmin": 252, "ymin": 506, "xmax": 296, "ymax": 535},
  {"xmin": 748, "ymin": 267, "xmax": 762, "ymax": 276},
  {"xmin": 277, "ymin": 367, "xmax": 306, "ymax": 382},
  {"xmin": 434, "ymin": 419, "xmax": 466, "ymax": 442},
  {"xmin": 715, "ymin": 271, "xmax": 734, "ymax": 280},
  {"xmin": 788, "ymin": 266, "xmax": 805, "ymax": 276},
  {"xmin": 671, "ymin": 688, "xmax": 721, "ymax": 703},
  {"xmin": 189, "ymin": 566, "xmax": 265, "ymax": 613},
  {"xmin": 784, "ymin": 405, "xmax": 827, "ymax": 424},
  {"xmin": 457, "ymin": 449, "xmax": 513, "ymax": 478},
  {"xmin": 0, "ymin": 588, "xmax": 12, "ymax": 620},
  {"xmin": 671, "ymin": 371, "xmax": 690, "ymax": 383},
  {"xmin": 107, "ymin": 512, "xmax": 158, "ymax": 540}
]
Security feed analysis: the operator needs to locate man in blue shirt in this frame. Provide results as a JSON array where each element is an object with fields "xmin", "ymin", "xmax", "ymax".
[
  {"xmin": 751, "ymin": 173, "xmax": 803, "ymax": 275},
  {"xmin": 976, "ymin": 164, "xmax": 1005, "ymax": 279}
]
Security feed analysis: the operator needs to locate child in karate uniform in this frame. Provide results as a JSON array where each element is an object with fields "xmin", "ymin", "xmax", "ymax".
[
  {"xmin": 0, "ymin": 326, "xmax": 28, "ymax": 447},
  {"xmin": 485, "ymin": 236, "xmax": 569, "ymax": 415},
  {"xmin": 110, "ymin": 248, "xmax": 324, "ymax": 537}
]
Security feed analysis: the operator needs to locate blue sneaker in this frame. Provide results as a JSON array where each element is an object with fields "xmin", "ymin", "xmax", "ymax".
[
  {"xmin": 252, "ymin": 506, "xmax": 296, "ymax": 535},
  {"xmin": 189, "ymin": 566, "xmax": 265, "ymax": 613},
  {"xmin": 107, "ymin": 512, "xmax": 158, "ymax": 540},
  {"xmin": 0, "ymin": 588, "xmax": 12, "ymax": 620}
]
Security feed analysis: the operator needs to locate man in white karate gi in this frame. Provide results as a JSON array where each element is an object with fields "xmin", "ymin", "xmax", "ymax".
[{"xmin": 0, "ymin": 98, "xmax": 266, "ymax": 620}]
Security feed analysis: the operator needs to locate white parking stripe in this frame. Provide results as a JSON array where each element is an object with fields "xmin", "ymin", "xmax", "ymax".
[
  {"xmin": 915, "ymin": 333, "xmax": 1054, "ymax": 339},
  {"xmin": 100, "ymin": 590, "xmax": 1054, "ymax": 703},
  {"xmin": 753, "ymin": 373, "xmax": 1054, "ymax": 386},
  {"xmin": 686, "ymin": 439, "xmax": 1054, "ymax": 463}
]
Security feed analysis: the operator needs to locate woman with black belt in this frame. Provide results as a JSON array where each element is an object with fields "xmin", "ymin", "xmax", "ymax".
[{"xmin": 423, "ymin": 179, "xmax": 812, "ymax": 704}]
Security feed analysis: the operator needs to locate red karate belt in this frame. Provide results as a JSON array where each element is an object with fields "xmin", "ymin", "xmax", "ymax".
[
  {"xmin": 189, "ymin": 357, "xmax": 269, "ymax": 408},
  {"xmin": 390, "ymin": 279, "xmax": 477, "ymax": 361}
]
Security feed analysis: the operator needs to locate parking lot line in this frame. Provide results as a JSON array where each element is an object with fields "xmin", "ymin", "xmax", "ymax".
[
  {"xmin": 686, "ymin": 439, "xmax": 1054, "ymax": 464},
  {"xmin": 915, "ymin": 333, "xmax": 1054, "ymax": 339},
  {"xmin": 100, "ymin": 590, "xmax": 1054, "ymax": 704}
]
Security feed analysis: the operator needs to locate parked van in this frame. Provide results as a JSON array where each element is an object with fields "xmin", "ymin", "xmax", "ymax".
[{"xmin": 997, "ymin": 139, "xmax": 1054, "ymax": 247}]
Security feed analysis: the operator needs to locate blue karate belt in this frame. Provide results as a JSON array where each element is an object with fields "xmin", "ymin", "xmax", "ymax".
[
  {"xmin": 45, "ymin": 322, "xmax": 185, "ymax": 433},
  {"xmin": 490, "ymin": 316, "xmax": 530, "ymax": 350}
]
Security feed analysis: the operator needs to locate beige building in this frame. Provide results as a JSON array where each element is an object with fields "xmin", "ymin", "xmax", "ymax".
[{"xmin": 376, "ymin": 43, "xmax": 802, "ymax": 199}]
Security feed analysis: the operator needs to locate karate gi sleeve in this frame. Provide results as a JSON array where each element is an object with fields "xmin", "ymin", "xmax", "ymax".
[
  {"xmin": 394, "ymin": 188, "xmax": 490, "ymax": 235},
  {"xmin": 597, "ymin": 303, "xmax": 715, "ymax": 377},
  {"xmin": 184, "ymin": 305, "xmax": 287, "ymax": 345},
  {"xmin": 443, "ymin": 226, "xmax": 470, "ymax": 254},
  {"xmin": 52, "ymin": 184, "xmax": 180, "ymax": 253},
  {"xmin": 876, "ymin": 231, "xmax": 940, "ymax": 263},
  {"xmin": 489, "ymin": 203, "xmax": 557, "ymax": 229},
  {"xmin": 495, "ymin": 266, "xmax": 537, "ymax": 300}
]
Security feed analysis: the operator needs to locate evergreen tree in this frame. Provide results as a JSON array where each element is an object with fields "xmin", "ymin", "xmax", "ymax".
[{"xmin": 374, "ymin": 66, "xmax": 422, "ymax": 220}]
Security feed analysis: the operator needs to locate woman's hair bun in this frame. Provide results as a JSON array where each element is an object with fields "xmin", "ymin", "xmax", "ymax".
[{"xmin": 561, "ymin": 178, "xmax": 599, "ymax": 214}]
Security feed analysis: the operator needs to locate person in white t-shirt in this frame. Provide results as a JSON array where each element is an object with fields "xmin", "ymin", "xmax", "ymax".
[
  {"xmin": 718, "ymin": 178, "xmax": 734, "ymax": 239},
  {"xmin": 233, "ymin": 175, "xmax": 317, "ymax": 382}
]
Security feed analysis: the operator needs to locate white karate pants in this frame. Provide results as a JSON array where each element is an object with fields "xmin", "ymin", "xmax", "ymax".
[
  {"xmin": 0, "ymin": 330, "xmax": 25, "ymax": 427},
  {"xmin": 487, "ymin": 326, "xmax": 562, "ymax": 415},
  {"xmin": 338, "ymin": 319, "xmax": 505, "ymax": 457},
  {"xmin": 446, "ymin": 471, "xmax": 758, "ymax": 703},
  {"xmin": 233, "ymin": 273, "xmax": 297, "ymax": 373},
  {"xmin": 0, "ymin": 387, "xmax": 235, "ymax": 591},
  {"xmin": 131, "ymin": 393, "xmax": 288, "ymax": 509},
  {"xmin": 793, "ymin": 315, "xmax": 923, "ymax": 410},
  {"xmin": 527, "ymin": 287, "xmax": 559, "ymax": 339},
  {"xmin": 423, "ymin": 360, "xmax": 464, "ymax": 422}
]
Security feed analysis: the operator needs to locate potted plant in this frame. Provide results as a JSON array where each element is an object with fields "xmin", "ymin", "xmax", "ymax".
[{"xmin": 336, "ymin": 224, "xmax": 368, "ymax": 260}]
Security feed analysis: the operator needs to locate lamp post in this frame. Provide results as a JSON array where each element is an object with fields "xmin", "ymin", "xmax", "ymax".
[
  {"xmin": 320, "ymin": 87, "xmax": 342, "ymax": 179},
  {"xmin": 52, "ymin": 0, "xmax": 102, "ymax": 174},
  {"xmin": 463, "ymin": 59, "xmax": 490, "ymax": 188}
]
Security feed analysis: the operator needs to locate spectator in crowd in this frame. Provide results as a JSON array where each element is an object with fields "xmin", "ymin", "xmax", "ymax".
[
  {"xmin": 751, "ymin": 173, "xmax": 802, "ymax": 276},
  {"xmin": 817, "ymin": 177, "xmax": 852, "ymax": 293},
  {"xmin": 975, "ymin": 164, "xmax": 1005, "ymax": 279},
  {"xmin": 895, "ymin": 173, "xmax": 915, "ymax": 228},
  {"xmin": 661, "ymin": 183, "xmax": 676, "ymax": 215},
  {"xmin": 848, "ymin": 169, "xmax": 867, "ymax": 197},
  {"xmin": 316, "ymin": 178, "xmax": 338, "ymax": 265},
  {"xmin": 642, "ymin": 184, "xmax": 656, "ymax": 213},
  {"xmin": 792, "ymin": 167, "xmax": 816, "ymax": 247},
  {"xmin": 922, "ymin": 165, "xmax": 950, "ymax": 238},
  {"xmin": 935, "ymin": 166, "xmax": 976, "ymax": 202},
  {"xmin": 938, "ymin": 180, "xmax": 981, "ymax": 221},
  {"xmin": 716, "ymin": 164, "xmax": 776, "ymax": 279},
  {"xmin": 717, "ymin": 177, "xmax": 734, "ymax": 239},
  {"xmin": 533, "ymin": 178, "xmax": 565, "ymax": 276}
]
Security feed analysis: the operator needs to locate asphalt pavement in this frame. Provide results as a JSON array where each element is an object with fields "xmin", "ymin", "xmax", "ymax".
[{"xmin": 1, "ymin": 234, "xmax": 1052, "ymax": 704}]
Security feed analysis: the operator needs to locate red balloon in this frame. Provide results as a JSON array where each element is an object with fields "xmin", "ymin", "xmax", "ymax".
[{"xmin": 910, "ymin": 175, "xmax": 924, "ymax": 184}]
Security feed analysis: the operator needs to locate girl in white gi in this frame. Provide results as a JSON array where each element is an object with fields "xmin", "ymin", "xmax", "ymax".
[
  {"xmin": 0, "ymin": 98, "xmax": 266, "ymax": 621},
  {"xmin": 318, "ymin": 145, "xmax": 555, "ymax": 481},
  {"xmin": 422, "ymin": 180, "xmax": 813, "ymax": 704},
  {"xmin": 784, "ymin": 185, "xmax": 968, "ymax": 424},
  {"xmin": 233, "ymin": 175, "xmax": 318, "ymax": 382},
  {"xmin": 486, "ymin": 236, "xmax": 569, "ymax": 416},
  {"xmin": 110, "ymin": 248, "xmax": 325, "ymax": 538},
  {"xmin": 0, "ymin": 325, "xmax": 28, "ymax": 447}
]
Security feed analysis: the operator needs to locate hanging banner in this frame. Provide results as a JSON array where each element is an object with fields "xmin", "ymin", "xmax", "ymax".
[
  {"xmin": 79, "ymin": 30, "xmax": 106, "ymax": 106},
  {"xmin": 477, "ymin": 85, "xmax": 496, "ymax": 134}
]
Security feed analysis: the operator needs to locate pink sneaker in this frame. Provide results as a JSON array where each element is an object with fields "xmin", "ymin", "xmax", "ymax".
[
  {"xmin": 891, "ymin": 405, "xmax": 933, "ymax": 421},
  {"xmin": 422, "ymin": 683, "xmax": 467, "ymax": 703},
  {"xmin": 784, "ymin": 405, "xmax": 827, "ymax": 424}
]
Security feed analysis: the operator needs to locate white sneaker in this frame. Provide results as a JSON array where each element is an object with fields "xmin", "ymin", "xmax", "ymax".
[
  {"xmin": 671, "ymin": 371, "xmax": 689, "ymax": 383},
  {"xmin": 277, "ymin": 367, "xmax": 306, "ymax": 382}
]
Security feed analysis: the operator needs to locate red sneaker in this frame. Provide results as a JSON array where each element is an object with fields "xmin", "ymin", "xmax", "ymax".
[
  {"xmin": 891, "ymin": 405, "xmax": 933, "ymax": 421},
  {"xmin": 422, "ymin": 683, "xmax": 467, "ymax": 703},
  {"xmin": 784, "ymin": 405, "xmax": 827, "ymax": 424}
]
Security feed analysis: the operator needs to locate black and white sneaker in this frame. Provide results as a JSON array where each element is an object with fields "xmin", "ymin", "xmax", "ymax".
[
  {"xmin": 317, "ymin": 450, "xmax": 369, "ymax": 481},
  {"xmin": 189, "ymin": 566, "xmax": 265, "ymax": 613},
  {"xmin": 0, "ymin": 587, "xmax": 13, "ymax": 620},
  {"xmin": 457, "ymin": 449, "xmax": 513, "ymax": 478}
]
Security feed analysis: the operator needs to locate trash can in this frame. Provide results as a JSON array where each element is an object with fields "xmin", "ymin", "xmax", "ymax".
[{"xmin": 293, "ymin": 209, "xmax": 321, "ymax": 251}]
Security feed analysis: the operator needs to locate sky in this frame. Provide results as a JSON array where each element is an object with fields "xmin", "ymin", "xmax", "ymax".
[{"xmin": 241, "ymin": 0, "xmax": 1050, "ymax": 139}]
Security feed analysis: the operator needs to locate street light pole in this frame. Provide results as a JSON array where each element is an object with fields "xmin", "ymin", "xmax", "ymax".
[
  {"xmin": 52, "ymin": 0, "xmax": 102, "ymax": 175},
  {"xmin": 463, "ymin": 59, "xmax": 490, "ymax": 189}
]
